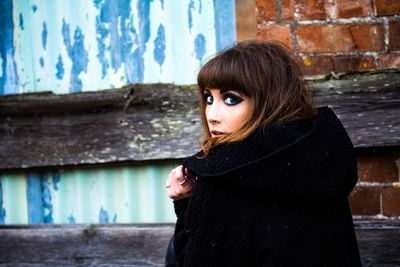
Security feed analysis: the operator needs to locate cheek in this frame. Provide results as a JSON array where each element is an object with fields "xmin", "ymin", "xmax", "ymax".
[{"xmin": 229, "ymin": 106, "xmax": 252, "ymax": 130}]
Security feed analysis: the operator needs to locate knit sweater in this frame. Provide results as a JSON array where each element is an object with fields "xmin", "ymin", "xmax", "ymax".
[{"xmin": 173, "ymin": 107, "xmax": 361, "ymax": 266}]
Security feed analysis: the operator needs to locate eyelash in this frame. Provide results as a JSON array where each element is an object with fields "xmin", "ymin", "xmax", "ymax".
[{"xmin": 203, "ymin": 92, "xmax": 243, "ymax": 106}]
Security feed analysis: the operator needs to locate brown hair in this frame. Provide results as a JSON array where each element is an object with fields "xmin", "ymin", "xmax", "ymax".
[{"xmin": 197, "ymin": 40, "xmax": 316, "ymax": 155}]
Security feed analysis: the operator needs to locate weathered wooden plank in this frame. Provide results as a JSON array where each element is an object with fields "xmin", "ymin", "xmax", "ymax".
[
  {"xmin": 0, "ymin": 220, "xmax": 399, "ymax": 266},
  {"xmin": 0, "ymin": 72, "xmax": 399, "ymax": 171},
  {"xmin": 354, "ymin": 220, "xmax": 400, "ymax": 266},
  {"xmin": 0, "ymin": 224, "xmax": 174, "ymax": 266}
]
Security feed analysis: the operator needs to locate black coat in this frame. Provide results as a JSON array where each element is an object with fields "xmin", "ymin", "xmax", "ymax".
[{"xmin": 173, "ymin": 107, "xmax": 361, "ymax": 266}]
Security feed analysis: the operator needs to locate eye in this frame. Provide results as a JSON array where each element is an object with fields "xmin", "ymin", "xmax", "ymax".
[
  {"xmin": 203, "ymin": 92, "xmax": 213, "ymax": 105},
  {"xmin": 224, "ymin": 93, "xmax": 243, "ymax": 106}
]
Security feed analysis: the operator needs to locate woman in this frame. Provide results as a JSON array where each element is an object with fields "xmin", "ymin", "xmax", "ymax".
[{"xmin": 165, "ymin": 41, "xmax": 361, "ymax": 266}]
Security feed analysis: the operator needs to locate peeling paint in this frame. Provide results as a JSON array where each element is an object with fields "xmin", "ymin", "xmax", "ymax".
[
  {"xmin": 213, "ymin": 0, "xmax": 236, "ymax": 51},
  {"xmin": 41, "ymin": 174, "xmax": 54, "ymax": 224},
  {"xmin": 56, "ymin": 54, "xmax": 64, "ymax": 79},
  {"xmin": 195, "ymin": 34, "xmax": 206, "ymax": 61},
  {"xmin": 2, "ymin": 0, "xmax": 235, "ymax": 93},
  {"xmin": 188, "ymin": 0, "xmax": 195, "ymax": 32},
  {"xmin": 62, "ymin": 19, "xmax": 89, "ymax": 93},
  {"xmin": 39, "ymin": 57, "xmax": 44, "ymax": 68},
  {"xmin": 42, "ymin": 22, "xmax": 47, "ymax": 50},
  {"xmin": 27, "ymin": 173, "xmax": 43, "ymax": 224},
  {"xmin": 19, "ymin": 13, "xmax": 24, "ymax": 30},
  {"xmin": 52, "ymin": 170, "xmax": 61, "ymax": 191},
  {"xmin": 0, "ymin": 181, "xmax": 5, "ymax": 224},
  {"xmin": 67, "ymin": 214, "xmax": 76, "ymax": 223},
  {"xmin": 99, "ymin": 207, "xmax": 109, "ymax": 223},
  {"xmin": 153, "ymin": 24, "xmax": 166, "ymax": 67},
  {"xmin": 0, "ymin": 0, "xmax": 18, "ymax": 95}
]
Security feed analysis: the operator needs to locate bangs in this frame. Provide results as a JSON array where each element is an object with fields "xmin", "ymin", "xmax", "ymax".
[{"xmin": 197, "ymin": 49, "xmax": 251, "ymax": 96}]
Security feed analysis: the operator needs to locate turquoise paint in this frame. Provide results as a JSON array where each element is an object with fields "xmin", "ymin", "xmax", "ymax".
[
  {"xmin": 3, "ymin": 163, "xmax": 178, "ymax": 224},
  {"xmin": 133, "ymin": 0, "xmax": 152, "ymax": 83},
  {"xmin": 27, "ymin": 173, "xmax": 44, "ymax": 224},
  {"xmin": 99, "ymin": 207, "xmax": 109, "ymax": 223},
  {"xmin": 62, "ymin": 19, "xmax": 89, "ymax": 93},
  {"xmin": 0, "ymin": 0, "xmax": 18, "ymax": 95},
  {"xmin": 153, "ymin": 24, "xmax": 166, "ymax": 67},
  {"xmin": 95, "ymin": 18, "xmax": 109, "ymax": 79},
  {"xmin": 19, "ymin": 13, "xmax": 24, "ymax": 30},
  {"xmin": 195, "ymin": 34, "xmax": 206, "ymax": 61},
  {"xmin": 42, "ymin": 22, "xmax": 47, "ymax": 50},
  {"xmin": 98, "ymin": 0, "xmax": 132, "ymax": 71},
  {"xmin": 41, "ymin": 173, "xmax": 54, "ymax": 223},
  {"xmin": 52, "ymin": 170, "xmax": 61, "ymax": 190},
  {"xmin": 188, "ymin": 0, "xmax": 195, "ymax": 32},
  {"xmin": 55, "ymin": 54, "xmax": 64, "ymax": 80},
  {"xmin": 67, "ymin": 214, "xmax": 76, "ymax": 223},
  {"xmin": 95, "ymin": 0, "xmax": 141, "ymax": 82},
  {"xmin": 31, "ymin": 4, "xmax": 37, "ymax": 13},
  {"xmin": 39, "ymin": 57, "xmax": 44, "ymax": 68},
  {"xmin": 3, "ymin": 1, "xmax": 235, "ymax": 92},
  {"xmin": 0, "ymin": 181, "xmax": 5, "ymax": 224},
  {"xmin": 213, "ymin": 0, "xmax": 236, "ymax": 51}
]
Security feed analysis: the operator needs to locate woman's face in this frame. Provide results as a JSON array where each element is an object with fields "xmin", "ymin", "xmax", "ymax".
[{"xmin": 203, "ymin": 89, "xmax": 253, "ymax": 138}]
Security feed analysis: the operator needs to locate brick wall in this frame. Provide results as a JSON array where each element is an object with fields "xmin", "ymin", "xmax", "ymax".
[
  {"xmin": 256, "ymin": 0, "xmax": 400, "ymax": 76},
  {"xmin": 350, "ymin": 148, "xmax": 400, "ymax": 218},
  {"xmin": 255, "ymin": 0, "xmax": 400, "ymax": 218}
]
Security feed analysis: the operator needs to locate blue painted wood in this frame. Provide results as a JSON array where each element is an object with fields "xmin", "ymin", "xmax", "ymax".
[
  {"xmin": 0, "ymin": 181, "xmax": 5, "ymax": 224},
  {"xmin": 0, "ymin": 0, "xmax": 18, "ymax": 95},
  {"xmin": 214, "ymin": 0, "xmax": 237, "ymax": 51},
  {"xmin": 27, "ymin": 173, "xmax": 44, "ymax": 224},
  {"xmin": 1, "ymin": 0, "xmax": 236, "ymax": 94}
]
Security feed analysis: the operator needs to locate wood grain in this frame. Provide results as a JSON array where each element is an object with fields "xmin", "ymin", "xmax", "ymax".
[
  {"xmin": 0, "ymin": 220, "xmax": 399, "ymax": 266},
  {"xmin": 1, "ymin": 72, "xmax": 399, "ymax": 171}
]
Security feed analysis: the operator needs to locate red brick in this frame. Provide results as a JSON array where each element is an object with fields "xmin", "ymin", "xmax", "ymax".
[
  {"xmin": 375, "ymin": 0, "xmax": 400, "ymax": 16},
  {"xmin": 382, "ymin": 187, "xmax": 400, "ymax": 216},
  {"xmin": 297, "ymin": 23, "xmax": 384, "ymax": 53},
  {"xmin": 389, "ymin": 21, "xmax": 400, "ymax": 50},
  {"xmin": 357, "ymin": 150, "xmax": 400, "ymax": 183},
  {"xmin": 295, "ymin": 55, "xmax": 334, "ymax": 75},
  {"xmin": 281, "ymin": 0, "xmax": 293, "ymax": 19},
  {"xmin": 256, "ymin": 0, "xmax": 276, "ymax": 22},
  {"xmin": 349, "ymin": 187, "xmax": 381, "ymax": 215},
  {"xmin": 257, "ymin": 23, "xmax": 292, "ymax": 49},
  {"xmin": 336, "ymin": 0, "xmax": 373, "ymax": 18},
  {"xmin": 281, "ymin": 0, "xmax": 328, "ymax": 20},
  {"xmin": 332, "ymin": 56, "xmax": 376, "ymax": 73},
  {"xmin": 349, "ymin": 24, "xmax": 384, "ymax": 51},
  {"xmin": 378, "ymin": 54, "xmax": 400, "ymax": 68}
]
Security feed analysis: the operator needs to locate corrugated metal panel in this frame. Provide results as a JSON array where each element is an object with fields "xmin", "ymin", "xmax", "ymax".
[
  {"xmin": 0, "ymin": 173, "xmax": 28, "ymax": 224},
  {"xmin": 0, "ymin": 162, "xmax": 179, "ymax": 224},
  {"xmin": 1, "ymin": 0, "xmax": 236, "ymax": 94}
]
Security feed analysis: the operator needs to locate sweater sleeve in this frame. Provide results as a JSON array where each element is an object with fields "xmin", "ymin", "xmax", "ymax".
[{"xmin": 172, "ymin": 198, "xmax": 189, "ymax": 266}]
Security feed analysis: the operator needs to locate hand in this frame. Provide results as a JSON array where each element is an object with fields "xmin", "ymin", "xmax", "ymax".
[{"xmin": 165, "ymin": 165, "xmax": 196, "ymax": 200}]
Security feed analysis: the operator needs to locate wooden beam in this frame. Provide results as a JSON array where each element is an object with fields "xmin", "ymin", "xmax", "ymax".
[
  {"xmin": 0, "ymin": 72, "xmax": 399, "ymax": 171},
  {"xmin": 0, "ymin": 220, "xmax": 399, "ymax": 266},
  {"xmin": 0, "ymin": 224, "xmax": 174, "ymax": 266}
]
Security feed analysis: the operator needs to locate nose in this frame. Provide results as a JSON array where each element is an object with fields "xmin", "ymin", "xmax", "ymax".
[{"xmin": 206, "ymin": 102, "xmax": 221, "ymax": 125}]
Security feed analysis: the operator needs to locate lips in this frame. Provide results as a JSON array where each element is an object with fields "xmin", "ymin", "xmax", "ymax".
[{"xmin": 210, "ymin": 130, "xmax": 226, "ymax": 137}]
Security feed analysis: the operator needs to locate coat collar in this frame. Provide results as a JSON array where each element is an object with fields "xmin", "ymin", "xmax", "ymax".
[{"xmin": 183, "ymin": 107, "xmax": 334, "ymax": 177}]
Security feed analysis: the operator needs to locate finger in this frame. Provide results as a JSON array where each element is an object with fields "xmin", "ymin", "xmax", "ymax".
[{"xmin": 175, "ymin": 165, "xmax": 184, "ymax": 179}]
